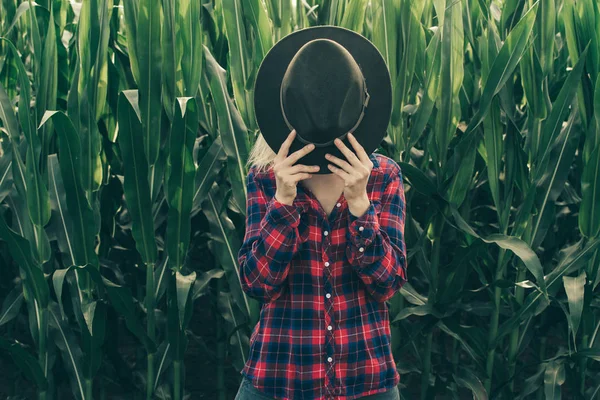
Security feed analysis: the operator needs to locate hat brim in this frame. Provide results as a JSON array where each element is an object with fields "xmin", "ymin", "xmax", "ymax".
[{"xmin": 254, "ymin": 25, "xmax": 392, "ymax": 174}]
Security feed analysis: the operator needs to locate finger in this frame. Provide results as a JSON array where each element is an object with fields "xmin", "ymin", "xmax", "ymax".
[
  {"xmin": 282, "ymin": 142, "xmax": 316, "ymax": 167},
  {"xmin": 347, "ymin": 132, "xmax": 370, "ymax": 164},
  {"xmin": 327, "ymin": 164, "xmax": 351, "ymax": 183},
  {"xmin": 275, "ymin": 129, "xmax": 296, "ymax": 162},
  {"xmin": 325, "ymin": 153, "xmax": 354, "ymax": 174},
  {"xmin": 292, "ymin": 173, "xmax": 314, "ymax": 183},
  {"xmin": 334, "ymin": 137, "xmax": 362, "ymax": 167},
  {"xmin": 288, "ymin": 164, "xmax": 321, "ymax": 174}
]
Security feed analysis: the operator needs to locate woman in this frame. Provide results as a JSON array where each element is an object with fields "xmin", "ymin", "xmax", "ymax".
[{"xmin": 235, "ymin": 129, "xmax": 407, "ymax": 400}]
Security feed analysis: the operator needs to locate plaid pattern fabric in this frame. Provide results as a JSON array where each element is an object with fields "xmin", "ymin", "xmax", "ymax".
[{"xmin": 237, "ymin": 152, "xmax": 407, "ymax": 400}]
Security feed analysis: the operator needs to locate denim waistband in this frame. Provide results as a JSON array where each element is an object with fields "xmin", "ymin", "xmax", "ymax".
[{"xmin": 234, "ymin": 376, "xmax": 400, "ymax": 400}]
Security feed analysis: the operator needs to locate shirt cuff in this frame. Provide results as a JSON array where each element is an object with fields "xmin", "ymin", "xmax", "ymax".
[
  {"xmin": 264, "ymin": 196, "xmax": 301, "ymax": 228},
  {"xmin": 347, "ymin": 201, "xmax": 380, "ymax": 252}
]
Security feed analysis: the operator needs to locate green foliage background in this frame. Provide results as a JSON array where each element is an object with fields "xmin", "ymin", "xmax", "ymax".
[{"xmin": 0, "ymin": 0, "xmax": 599, "ymax": 399}]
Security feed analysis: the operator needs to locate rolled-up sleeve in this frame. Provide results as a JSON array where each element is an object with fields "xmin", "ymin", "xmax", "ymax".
[
  {"xmin": 237, "ymin": 167, "xmax": 301, "ymax": 302},
  {"xmin": 346, "ymin": 165, "xmax": 407, "ymax": 303}
]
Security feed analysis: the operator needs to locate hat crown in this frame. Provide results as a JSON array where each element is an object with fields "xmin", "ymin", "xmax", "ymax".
[{"xmin": 280, "ymin": 39, "xmax": 367, "ymax": 144}]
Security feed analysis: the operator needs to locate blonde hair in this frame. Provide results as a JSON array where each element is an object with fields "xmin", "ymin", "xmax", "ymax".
[{"xmin": 245, "ymin": 132, "xmax": 277, "ymax": 174}]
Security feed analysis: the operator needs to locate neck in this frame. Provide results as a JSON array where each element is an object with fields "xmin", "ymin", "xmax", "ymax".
[{"xmin": 302, "ymin": 173, "xmax": 343, "ymax": 189}]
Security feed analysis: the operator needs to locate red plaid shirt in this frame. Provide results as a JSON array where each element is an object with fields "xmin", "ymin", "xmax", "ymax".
[{"xmin": 237, "ymin": 152, "xmax": 407, "ymax": 399}]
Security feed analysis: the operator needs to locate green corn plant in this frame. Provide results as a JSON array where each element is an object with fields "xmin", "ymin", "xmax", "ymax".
[
  {"xmin": 118, "ymin": 0, "xmax": 204, "ymax": 397},
  {"xmin": 0, "ymin": 5, "xmax": 54, "ymax": 399},
  {"xmin": 117, "ymin": 90, "xmax": 159, "ymax": 398},
  {"xmin": 164, "ymin": 97, "xmax": 198, "ymax": 400}
]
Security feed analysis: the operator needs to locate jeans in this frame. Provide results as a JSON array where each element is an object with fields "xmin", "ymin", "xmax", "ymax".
[{"xmin": 234, "ymin": 376, "xmax": 401, "ymax": 400}]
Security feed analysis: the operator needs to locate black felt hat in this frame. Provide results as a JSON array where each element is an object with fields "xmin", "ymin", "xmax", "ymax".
[{"xmin": 254, "ymin": 25, "xmax": 392, "ymax": 174}]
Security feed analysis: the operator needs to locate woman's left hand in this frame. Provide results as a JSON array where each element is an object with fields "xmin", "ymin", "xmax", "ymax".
[{"xmin": 325, "ymin": 132, "xmax": 372, "ymax": 216}]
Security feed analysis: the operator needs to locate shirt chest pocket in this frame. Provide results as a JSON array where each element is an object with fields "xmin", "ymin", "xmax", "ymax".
[
  {"xmin": 297, "ymin": 212, "xmax": 311, "ymax": 244},
  {"xmin": 297, "ymin": 199, "xmax": 383, "ymax": 244},
  {"xmin": 372, "ymin": 199, "xmax": 382, "ymax": 214}
]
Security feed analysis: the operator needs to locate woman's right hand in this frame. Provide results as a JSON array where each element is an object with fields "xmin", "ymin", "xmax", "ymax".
[{"xmin": 273, "ymin": 130, "xmax": 320, "ymax": 205}]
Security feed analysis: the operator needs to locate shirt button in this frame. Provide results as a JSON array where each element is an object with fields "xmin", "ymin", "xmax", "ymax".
[
  {"xmin": 359, "ymin": 247, "xmax": 364, "ymax": 252},
  {"xmin": 336, "ymin": 202, "xmax": 341, "ymax": 207},
  {"xmin": 327, "ymin": 325, "xmax": 333, "ymax": 331},
  {"xmin": 326, "ymin": 293, "xmax": 331, "ymax": 298},
  {"xmin": 324, "ymin": 261, "xmax": 330, "ymax": 267},
  {"xmin": 359, "ymin": 226, "xmax": 364, "ymax": 231},
  {"xmin": 324, "ymin": 230, "xmax": 329, "ymax": 236},
  {"xmin": 327, "ymin": 357, "xmax": 333, "ymax": 362}
]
